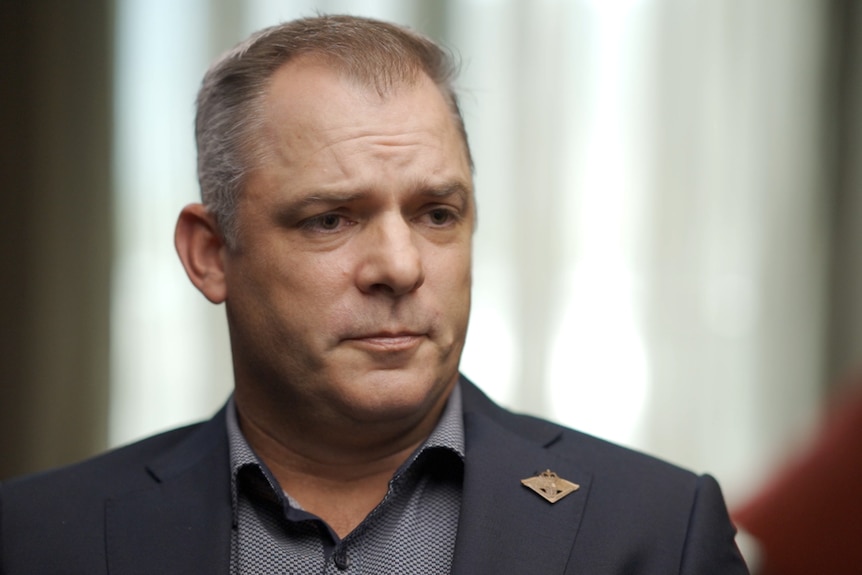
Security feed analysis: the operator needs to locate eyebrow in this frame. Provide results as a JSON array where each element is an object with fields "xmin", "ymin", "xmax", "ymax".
[
  {"xmin": 414, "ymin": 181, "xmax": 472, "ymax": 207},
  {"xmin": 276, "ymin": 180, "xmax": 472, "ymax": 221},
  {"xmin": 273, "ymin": 191, "xmax": 366, "ymax": 223},
  {"xmin": 292, "ymin": 191, "xmax": 366, "ymax": 209}
]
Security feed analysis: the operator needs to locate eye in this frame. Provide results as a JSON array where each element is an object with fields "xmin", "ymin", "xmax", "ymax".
[
  {"xmin": 425, "ymin": 207, "xmax": 457, "ymax": 227},
  {"xmin": 318, "ymin": 213, "xmax": 342, "ymax": 230},
  {"xmin": 302, "ymin": 212, "xmax": 351, "ymax": 233}
]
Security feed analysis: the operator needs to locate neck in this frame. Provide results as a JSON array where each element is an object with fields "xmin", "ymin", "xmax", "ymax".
[
  {"xmin": 233, "ymin": 383, "xmax": 454, "ymax": 537},
  {"xmin": 236, "ymin": 403, "xmax": 432, "ymax": 482}
]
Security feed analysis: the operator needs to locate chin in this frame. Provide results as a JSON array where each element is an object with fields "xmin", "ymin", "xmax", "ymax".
[{"xmin": 335, "ymin": 368, "xmax": 455, "ymax": 422}]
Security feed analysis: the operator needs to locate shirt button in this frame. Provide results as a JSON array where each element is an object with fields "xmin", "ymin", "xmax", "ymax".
[{"xmin": 334, "ymin": 547, "xmax": 349, "ymax": 571}]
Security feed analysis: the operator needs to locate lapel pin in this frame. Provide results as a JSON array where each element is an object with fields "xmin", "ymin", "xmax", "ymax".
[{"xmin": 521, "ymin": 469, "xmax": 579, "ymax": 504}]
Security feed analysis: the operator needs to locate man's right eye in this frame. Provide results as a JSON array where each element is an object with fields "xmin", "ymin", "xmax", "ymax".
[{"xmin": 302, "ymin": 212, "xmax": 350, "ymax": 233}]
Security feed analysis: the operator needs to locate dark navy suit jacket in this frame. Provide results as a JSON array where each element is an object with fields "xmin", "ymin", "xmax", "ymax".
[{"xmin": 0, "ymin": 378, "xmax": 748, "ymax": 574}]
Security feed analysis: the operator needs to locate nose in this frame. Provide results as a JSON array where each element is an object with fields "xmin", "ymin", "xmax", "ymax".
[{"xmin": 356, "ymin": 214, "xmax": 425, "ymax": 296}]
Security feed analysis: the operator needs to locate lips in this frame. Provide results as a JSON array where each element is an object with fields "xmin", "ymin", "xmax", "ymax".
[{"xmin": 344, "ymin": 331, "xmax": 425, "ymax": 352}]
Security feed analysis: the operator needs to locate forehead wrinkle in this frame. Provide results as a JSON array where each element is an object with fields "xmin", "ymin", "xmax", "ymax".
[{"xmin": 306, "ymin": 136, "xmax": 446, "ymax": 180}]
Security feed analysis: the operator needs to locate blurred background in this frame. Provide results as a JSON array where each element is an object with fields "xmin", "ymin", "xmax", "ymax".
[{"xmin": 1, "ymin": 0, "xmax": 860, "ymax": 539}]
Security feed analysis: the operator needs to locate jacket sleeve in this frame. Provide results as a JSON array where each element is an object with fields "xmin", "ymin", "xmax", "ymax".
[{"xmin": 679, "ymin": 475, "xmax": 750, "ymax": 575}]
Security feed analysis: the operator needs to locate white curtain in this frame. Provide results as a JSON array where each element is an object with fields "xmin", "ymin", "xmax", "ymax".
[{"xmin": 112, "ymin": 0, "xmax": 829, "ymax": 505}]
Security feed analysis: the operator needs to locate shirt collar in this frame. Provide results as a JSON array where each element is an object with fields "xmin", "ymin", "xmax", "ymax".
[
  {"xmin": 415, "ymin": 382, "xmax": 465, "ymax": 459},
  {"xmin": 226, "ymin": 381, "xmax": 465, "ymax": 521}
]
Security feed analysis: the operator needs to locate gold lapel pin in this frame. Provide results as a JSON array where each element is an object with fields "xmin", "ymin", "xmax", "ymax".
[{"xmin": 521, "ymin": 469, "xmax": 579, "ymax": 503}]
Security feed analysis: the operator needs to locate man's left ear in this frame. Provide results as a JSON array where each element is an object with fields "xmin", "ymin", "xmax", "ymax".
[{"xmin": 174, "ymin": 203, "xmax": 228, "ymax": 304}]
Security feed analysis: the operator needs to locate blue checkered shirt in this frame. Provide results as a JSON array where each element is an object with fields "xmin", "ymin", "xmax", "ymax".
[{"xmin": 227, "ymin": 384, "xmax": 465, "ymax": 574}]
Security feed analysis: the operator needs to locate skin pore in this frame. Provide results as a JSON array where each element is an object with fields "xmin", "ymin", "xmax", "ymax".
[{"xmin": 176, "ymin": 56, "xmax": 474, "ymax": 537}]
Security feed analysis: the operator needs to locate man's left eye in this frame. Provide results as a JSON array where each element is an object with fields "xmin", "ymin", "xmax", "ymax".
[
  {"xmin": 426, "ymin": 208, "xmax": 455, "ymax": 226},
  {"xmin": 318, "ymin": 214, "xmax": 342, "ymax": 229}
]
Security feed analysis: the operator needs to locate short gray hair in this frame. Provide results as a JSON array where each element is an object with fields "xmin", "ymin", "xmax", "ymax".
[{"xmin": 195, "ymin": 14, "xmax": 472, "ymax": 247}]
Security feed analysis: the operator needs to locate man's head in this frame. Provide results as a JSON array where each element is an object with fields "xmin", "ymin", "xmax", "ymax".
[
  {"xmin": 176, "ymin": 15, "xmax": 475, "ymax": 446},
  {"xmin": 195, "ymin": 14, "xmax": 472, "ymax": 247}
]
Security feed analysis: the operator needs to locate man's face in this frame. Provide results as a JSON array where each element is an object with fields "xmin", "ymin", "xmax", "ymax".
[{"xmin": 223, "ymin": 58, "xmax": 474, "ymax": 429}]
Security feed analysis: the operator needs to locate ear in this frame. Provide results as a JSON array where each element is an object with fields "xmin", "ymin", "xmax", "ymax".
[{"xmin": 175, "ymin": 203, "xmax": 228, "ymax": 304}]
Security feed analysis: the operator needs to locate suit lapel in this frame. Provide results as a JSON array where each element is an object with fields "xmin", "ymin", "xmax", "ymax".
[
  {"xmin": 106, "ymin": 411, "xmax": 233, "ymax": 575},
  {"xmin": 451, "ymin": 382, "xmax": 592, "ymax": 575}
]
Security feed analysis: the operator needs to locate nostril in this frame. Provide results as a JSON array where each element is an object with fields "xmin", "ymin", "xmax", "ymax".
[{"xmin": 353, "ymin": 217, "xmax": 426, "ymax": 295}]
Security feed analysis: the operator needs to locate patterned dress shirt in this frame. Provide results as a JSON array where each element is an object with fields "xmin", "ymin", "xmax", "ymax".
[{"xmin": 227, "ymin": 384, "xmax": 465, "ymax": 574}]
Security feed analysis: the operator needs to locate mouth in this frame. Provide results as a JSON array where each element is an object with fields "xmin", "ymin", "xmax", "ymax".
[{"xmin": 344, "ymin": 331, "xmax": 426, "ymax": 352}]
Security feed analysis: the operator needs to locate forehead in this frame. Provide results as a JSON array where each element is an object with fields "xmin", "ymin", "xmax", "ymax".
[
  {"xmin": 233, "ymin": 56, "xmax": 473, "ymax": 221},
  {"xmin": 253, "ymin": 57, "xmax": 470, "ymax": 168}
]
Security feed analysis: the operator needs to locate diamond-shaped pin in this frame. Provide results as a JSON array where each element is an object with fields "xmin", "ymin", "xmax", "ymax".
[{"xmin": 521, "ymin": 469, "xmax": 579, "ymax": 503}]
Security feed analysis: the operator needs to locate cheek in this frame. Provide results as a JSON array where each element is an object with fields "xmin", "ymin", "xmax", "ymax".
[
  {"xmin": 427, "ymin": 249, "xmax": 472, "ymax": 313},
  {"xmin": 441, "ymin": 245, "xmax": 473, "ymax": 289},
  {"xmin": 278, "ymin": 254, "xmax": 356, "ymax": 319},
  {"xmin": 269, "ymin": 248, "xmax": 351, "ymax": 290}
]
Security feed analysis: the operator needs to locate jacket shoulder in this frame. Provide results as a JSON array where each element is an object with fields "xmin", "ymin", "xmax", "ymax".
[
  {"xmin": 3, "ymin": 421, "xmax": 206, "ymax": 497},
  {"xmin": 460, "ymin": 378, "xmax": 747, "ymax": 573},
  {"xmin": 0, "ymin": 416, "xmax": 227, "ymax": 574},
  {"xmin": 461, "ymin": 376, "xmax": 697, "ymax": 483}
]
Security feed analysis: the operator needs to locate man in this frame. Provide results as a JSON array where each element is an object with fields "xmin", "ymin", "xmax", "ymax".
[{"xmin": 0, "ymin": 15, "xmax": 748, "ymax": 574}]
